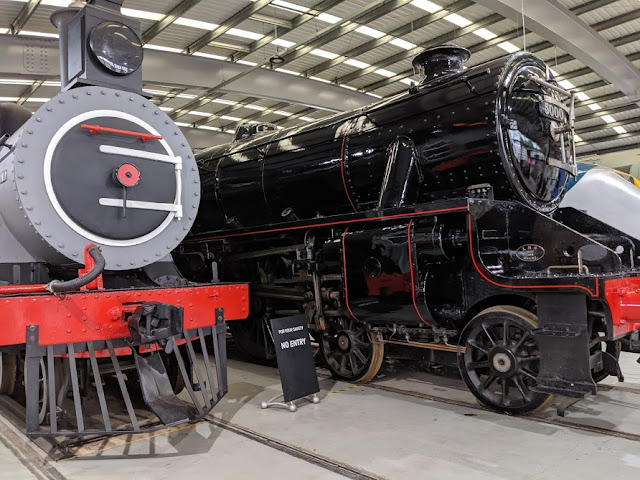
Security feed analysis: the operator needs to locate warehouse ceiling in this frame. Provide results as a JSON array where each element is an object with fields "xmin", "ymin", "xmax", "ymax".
[{"xmin": 0, "ymin": 0, "xmax": 639, "ymax": 157}]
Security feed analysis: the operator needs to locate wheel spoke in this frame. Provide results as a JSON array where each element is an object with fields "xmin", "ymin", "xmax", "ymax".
[
  {"xmin": 513, "ymin": 331, "xmax": 531, "ymax": 351},
  {"xmin": 352, "ymin": 346, "xmax": 367, "ymax": 364},
  {"xmin": 339, "ymin": 354, "xmax": 348, "ymax": 374},
  {"xmin": 348, "ymin": 354, "xmax": 358, "ymax": 375},
  {"xmin": 482, "ymin": 374, "xmax": 498, "ymax": 390},
  {"xmin": 501, "ymin": 378, "xmax": 510, "ymax": 404},
  {"xmin": 514, "ymin": 376, "xmax": 533, "ymax": 402},
  {"xmin": 482, "ymin": 324, "xmax": 498, "ymax": 346},
  {"xmin": 518, "ymin": 355, "xmax": 540, "ymax": 363},
  {"xmin": 519, "ymin": 367, "xmax": 537, "ymax": 382},
  {"xmin": 466, "ymin": 360, "xmax": 490, "ymax": 370},
  {"xmin": 468, "ymin": 340, "xmax": 489, "ymax": 355},
  {"xmin": 502, "ymin": 320, "xmax": 510, "ymax": 346}
]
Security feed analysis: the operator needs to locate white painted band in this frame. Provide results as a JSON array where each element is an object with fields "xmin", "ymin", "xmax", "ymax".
[
  {"xmin": 99, "ymin": 145, "xmax": 182, "ymax": 165},
  {"xmin": 99, "ymin": 198, "xmax": 183, "ymax": 217}
]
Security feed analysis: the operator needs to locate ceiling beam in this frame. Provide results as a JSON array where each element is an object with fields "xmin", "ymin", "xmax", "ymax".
[
  {"xmin": 358, "ymin": 0, "xmax": 621, "ymax": 92},
  {"xmin": 186, "ymin": 0, "xmax": 274, "ymax": 54},
  {"xmin": 249, "ymin": 13, "xmax": 293, "ymax": 29},
  {"xmin": 142, "ymin": 0, "xmax": 202, "ymax": 44},
  {"xmin": 10, "ymin": 0, "xmax": 41, "ymax": 35},
  {"xmin": 578, "ymin": 116, "xmax": 640, "ymax": 135},
  {"xmin": 16, "ymin": 80, "xmax": 42, "ymax": 105},
  {"xmin": 577, "ymin": 131, "xmax": 640, "ymax": 147},
  {"xmin": 472, "ymin": 0, "xmax": 640, "ymax": 105},
  {"xmin": 303, "ymin": 0, "xmax": 473, "ymax": 78},
  {"xmin": 0, "ymin": 34, "xmax": 373, "ymax": 114},
  {"xmin": 231, "ymin": 0, "xmax": 346, "ymax": 63}
]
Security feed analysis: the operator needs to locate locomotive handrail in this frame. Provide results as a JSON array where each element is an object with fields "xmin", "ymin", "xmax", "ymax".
[{"xmin": 81, "ymin": 124, "xmax": 163, "ymax": 142}]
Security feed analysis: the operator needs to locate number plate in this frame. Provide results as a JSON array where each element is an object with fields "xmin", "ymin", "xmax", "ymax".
[{"xmin": 539, "ymin": 97, "xmax": 568, "ymax": 123}]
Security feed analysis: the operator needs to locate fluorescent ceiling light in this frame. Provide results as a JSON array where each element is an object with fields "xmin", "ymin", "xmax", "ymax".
[
  {"xmin": 272, "ymin": 0, "xmax": 310, "ymax": 12},
  {"xmin": 390, "ymin": 38, "xmax": 416, "ymax": 50},
  {"xmin": 144, "ymin": 44, "xmax": 182, "ymax": 53},
  {"xmin": 174, "ymin": 122, "xmax": 191, "ymax": 127},
  {"xmin": 225, "ymin": 129, "xmax": 236, "ymax": 134},
  {"xmin": 248, "ymin": 120, "xmax": 259, "ymax": 124},
  {"xmin": 177, "ymin": 93, "xmax": 197, "ymax": 99},
  {"xmin": 588, "ymin": 104, "xmax": 602, "ymax": 111},
  {"xmin": 212, "ymin": 99, "xmax": 237, "ymax": 105},
  {"xmin": 317, "ymin": 13, "xmax": 341, "ymax": 24},
  {"xmin": 410, "ymin": 0, "xmax": 442, "ymax": 13},
  {"xmin": 311, "ymin": 49, "xmax": 339, "ymax": 59},
  {"xmin": 277, "ymin": 126, "xmax": 285, "ymax": 130},
  {"xmin": 227, "ymin": 28, "xmax": 263, "ymax": 40},
  {"xmin": 189, "ymin": 111, "xmax": 212, "ymax": 117},
  {"xmin": 474, "ymin": 28, "xmax": 497, "ymax": 40},
  {"xmin": 375, "ymin": 69, "xmax": 396, "ymax": 78},
  {"xmin": 310, "ymin": 76, "xmax": 331, "ymax": 83},
  {"xmin": 273, "ymin": 110, "xmax": 292, "ymax": 116},
  {"xmin": 220, "ymin": 115, "xmax": 241, "ymax": 121},
  {"xmin": 366, "ymin": 92, "xmax": 382, "ymax": 98},
  {"xmin": 0, "ymin": 79, "xmax": 34, "ymax": 85},
  {"xmin": 558, "ymin": 79, "xmax": 575, "ymax": 89},
  {"xmin": 40, "ymin": 0, "xmax": 72, "ymax": 6},
  {"xmin": 0, "ymin": 97, "xmax": 19, "ymax": 102},
  {"xmin": 193, "ymin": 52, "xmax": 227, "ymax": 60},
  {"xmin": 275, "ymin": 68, "xmax": 300, "ymax": 75},
  {"xmin": 144, "ymin": 88, "xmax": 169, "ymax": 95},
  {"xmin": 121, "ymin": 8, "xmax": 163, "ymax": 21},
  {"xmin": 614, "ymin": 126, "xmax": 627, "ymax": 134},
  {"xmin": 198, "ymin": 125, "xmax": 221, "ymax": 131},
  {"xmin": 300, "ymin": 116, "xmax": 316, "ymax": 122},
  {"xmin": 601, "ymin": 115, "xmax": 615, "ymax": 123},
  {"xmin": 25, "ymin": 97, "xmax": 50, "ymax": 102},
  {"xmin": 574, "ymin": 134, "xmax": 583, "ymax": 142},
  {"xmin": 245, "ymin": 104, "xmax": 267, "ymax": 111},
  {"xmin": 174, "ymin": 18, "xmax": 217, "ymax": 30},
  {"xmin": 445, "ymin": 13, "xmax": 472, "ymax": 27},
  {"xmin": 498, "ymin": 41, "xmax": 520, "ymax": 53},
  {"xmin": 575, "ymin": 92, "xmax": 589, "ymax": 101},
  {"xmin": 19, "ymin": 31, "xmax": 58, "ymax": 38},
  {"xmin": 345, "ymin": 59, "xmax": 370, "ymax": 69},
  {"xmin": 271, "ymin": 38, "xmax": 296, "ymax": 48},
  {"xmin": 340, "ymin": 84, "xmax": 357, "ymax": 91},
  {"xmin": 355, "ymin": 26, "xmax": 385, "ymax": 38},
  {"xmin": 550, "ymin": 68, "xmax": 559, "ymax": 76},
  {"xmin": 0, "ymin": 28, "xmax": 8, "ymax": 34},
  {"xmin": 400, "ymin": 78, "xmax": 414, "ymax": 85},
  {"xmin": 237, "ymin": 60, "xmax": 257, "ymax": 66},
  {"xmin": 159, "ymin": 107, "xmax": 173, "ymax": 112},
  {"xmin": 43, "ymin": 81, "xmax": 61, "ymax": 86}
]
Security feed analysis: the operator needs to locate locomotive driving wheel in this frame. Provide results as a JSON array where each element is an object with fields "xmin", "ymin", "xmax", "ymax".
[
  {"xmin": 228, "ymin": 295, "xmax": 277, "ymax": 364},
  {"xmin": 458, "ymin": 306, "xmax": 555, "ymax": 415},
  {"xmin": 321, "ymin": 317, "xmax": 383, "ymax": 382}
]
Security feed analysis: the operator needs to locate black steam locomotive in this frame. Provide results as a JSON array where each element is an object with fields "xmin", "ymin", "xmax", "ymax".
[
  {"xmin": 179, "ymin": 45, "xmax": 640, "ymax": 414},
  {"xmin": 0, "ymin": 0, "xmax": 247, "ymax": 438}
]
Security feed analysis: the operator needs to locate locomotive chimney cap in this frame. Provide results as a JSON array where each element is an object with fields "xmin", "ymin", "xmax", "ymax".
[{"xmin": 412, "ymin": 44, "xmax": 470, "ymax": 83}]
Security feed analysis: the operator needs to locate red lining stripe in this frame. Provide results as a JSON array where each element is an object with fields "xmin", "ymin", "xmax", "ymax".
[
  {"xmin": 466, "ymin": 214, "xmax": 599, "ymax": 297},
  {"xmin": 188, "ymin": 206, "xmax": 469, "ymax": 242},
  {"xmin": 407, "ymin": 220, "xmax": 431, "ymax": 326},
  {"xmin": 341, "ymin": 227, "xmax": 360, "ymax": 321},
  {"xmin": 340, "ymin": 131, "xmax": 358, "ymax": 213}
]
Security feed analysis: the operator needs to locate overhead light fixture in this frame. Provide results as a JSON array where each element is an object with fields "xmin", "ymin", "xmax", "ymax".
[
  {"xmin": 340, "ymin": 84, "xmax": 357, "ymax": 91},
  {"xmin": 602, "ymin": 115, "xmax": 615, "ymax": 123},
  {"xmin": 355, "ymin": 26, "xmax": 385, "ymax": 39},
  {"xmin": 212, "ymin": 99, "xmax": 237, "ymax": 105},
  {"xmin": 576, "ymin": 92, "xmax": 590, "ymax": 101},
  {"xmin": 311, "ymin": 49, "xmax": 339, "ymax": 59},
  {"xmin": 498, "ymin": 41, "xmax": 520, "ymax": 53},
  {"xmin": 474, "ymin": 28, "xmax": 497, "ymax": 40},
  {"xmin": 272, "ymin": 0, "xmax": 310, "ymax": 13},
  {"xmin": 237, "ymin": 59, "xmax": 258, "ymax": 66},
  {"xmin": 588, "ymin": 104, "xmax": 602, "ymax": 111},
  {"xmin": 220, "ymin": 115, "xmax": 241, "ymax": 121},
  {"xmin": 345, "ymin": 59, "xmax": 370, "ymax": 69},
  {"xmin": 174, "ymin": 18, "xmax": 218, "ymax": 30},
  {"xmin": 198, "ymin": 125, "xmax": 221, "ymax": 131},
  {"xmin": 0, "ymin": 97, "xmax": 19, "ymax": 102},
  {"xmin": 275, "ymin": 68, "xmax": 299, "ymax": 75},
  {"xmin": 558, "ymin": 79, "xmax": 575, "ymax": 89},
  {"xmin": 24, "ymin": 97, "xmax": 50, "ymax": 102},
  {"xmin": 310, "ymin": 76, "xmax": 330, "ymax": 83},
  {"xmin": 174, "ymin": 122, "xmax": 191, "ymax": 127},
  {"xmin": 614, "ymin": 126, "xmax": 627, "ymax": 134},
  {"xmin": 144, "ymin": 44, "xmax": 182, "ymax": 53},
  {"xmin": 300, "ymin": 116, "xmax": 315, "ymax": 122},
  {"xmin": 227, "ymin": 28, "xmax": 263, "ymax": 40},
  {"xmin": 159, "ymin": 107, "xmax": 173, "ymax": 112},
  {"xmin": 574, "ymin": 134, "xmax": 583, "ymax": 142},
  {"xmin": 273, "ymin": 110, "xmax": 292, "ymax": 116},
  {"xmin": 445, "ymin": 13, "xmax": 472, "ymax": 27},
  {"xmin": 375, "ymin": 69, "xmax": 396, "ymax": 78},
  {"xmin": 246, "ymin": 104, "xmax": 267, "ymax": 111},
  {"xmin": 271, "ymin": 38, "xmax": 296, "ymax": 48},
  {"xmin": 410, "ymin": 0, "xmax": 442, "ymax": 13},
  {"xmin": 316, "ymin": 13, "xmax": 342, "ymax": 24},
  {"xmin": 121, "ymin": 8, "xmax": 164, "ymax": 21},
  {"xmin": 19, "ymin": 31, "xmax": 58, "ymax": 38},
  {"xmin": 366, "ymin": 92, "xmax": 383, "ymax": 98},
  {"xmin": 390, "ymin": 38, "xmax": 416, "ymax": 50},
  {"xmin": 193, "ymin": 52, "xmax": 227, "ymax": 60},
  {"xmin": 188, "ymin": 111, "xmax": 212, "ymax": 117}
]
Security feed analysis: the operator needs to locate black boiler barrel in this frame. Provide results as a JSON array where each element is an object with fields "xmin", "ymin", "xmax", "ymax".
[{"xmin": 192, "ymin": 53, "xmax": 562, "ymax": 235}]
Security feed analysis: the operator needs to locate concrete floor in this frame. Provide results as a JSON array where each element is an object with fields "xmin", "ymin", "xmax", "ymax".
[{"xmin": 2, "ymin": 352, "xmax": 640, "ymax": 479}]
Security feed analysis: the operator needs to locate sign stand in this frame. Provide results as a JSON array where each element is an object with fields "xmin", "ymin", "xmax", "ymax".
[
  {"xmin": 259, "ymin": 315, "xmax": 320, "ymax": 413},
  {"xmin": 261, "ymin": 392, "xmax": 320, "ymax": 412}
]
